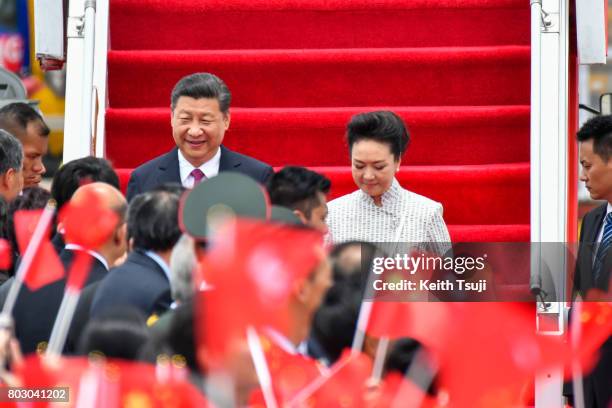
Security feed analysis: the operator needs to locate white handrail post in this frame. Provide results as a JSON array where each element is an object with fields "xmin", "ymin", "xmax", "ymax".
[
  {"xmin": 531, "ymin": 0, "xmax": 569, "ymax": 407},
  {"xmin": 93, "ymin": 0, "xmax": 110, "ymax": 157},
  {"xmin": 63, "ymin": 0, "xmax": 108, "ymax": 162},
  {"xmin": 81, "ymin": 0, "xmax": 96, "ymax": 153}
]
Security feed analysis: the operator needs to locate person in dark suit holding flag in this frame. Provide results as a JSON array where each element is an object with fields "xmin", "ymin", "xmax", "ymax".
[
  {"xmin": 11, "ymin": 182, "xmax": 127, "ymax": 355},
  {"xmin": 126, "ymin": 73, "xmax": 273, "ymax": 202},
  {"xmin": 572, "ymin": 114, "xmax": 612, "ymax": 407}
]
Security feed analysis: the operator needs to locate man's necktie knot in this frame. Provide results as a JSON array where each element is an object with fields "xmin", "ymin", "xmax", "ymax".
[{"xmin": 190, "ymin": 168, "xmax": 206, "ymax": 185}]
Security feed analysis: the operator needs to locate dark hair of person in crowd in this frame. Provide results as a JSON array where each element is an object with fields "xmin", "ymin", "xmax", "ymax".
[
  {"xmin": 140, "ymin": 299, "xmax": 200, "ymax": 374},
  {"xmin": 267, "ymin": 166, "xmax": 331, "ymax": 218},
  {"xmin": 383, "ymin": 338, "xmax": 438, "ymax": 396},
  {"xmin": 77, "ymin": 307, "xmax": 150, "ymax": 360},
  {"xmin": 0, "ymin": 129, "xmax": 23, "ymax": 177},
  {"xmin": 0, "ymin": 103, "xmax": 50, "ymax": 138},
  {"xmin": 346, "ymin": 111, "xmax": 410, "ymax": 161},
  {"xmin": 309, "ymin": 241, "xmax": 377, "ymax": 364},
  {"xmin": 51, "ymin": 156, "xmax": 120, "ymax": 210},
  {"xmin": 170, "ymin": 73, "xmax": 231, "ymax": 114},
  {"xmin": 127, "ymin": 185, "xmax": 183, "ymax": 252},
  {"xmin": 576, "ymin": 114, "xmax": 612, "ymax": 162}
]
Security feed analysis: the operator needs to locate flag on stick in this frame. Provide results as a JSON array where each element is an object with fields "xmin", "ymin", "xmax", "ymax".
[{"xmin": 13, "ymin": 207, "xmax": 64, "ymax": 291}]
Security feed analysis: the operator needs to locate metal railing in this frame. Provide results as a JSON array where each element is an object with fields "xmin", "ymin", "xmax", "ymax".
[{"xmin": 63, "ymin": 0, "xmax": 109, "ymax": 162}]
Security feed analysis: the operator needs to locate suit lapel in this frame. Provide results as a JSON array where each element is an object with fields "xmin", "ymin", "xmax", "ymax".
[
  {"xmin": 156, "ymin": 148, "xmax": 182, "ymax": 185},
  {"xmin": 584, "ymin": 204, "xmax": 607, "ymax": 244},
  {"xmin": 219, "ymin": 145, "xmax": 241, "ymax": 172}
]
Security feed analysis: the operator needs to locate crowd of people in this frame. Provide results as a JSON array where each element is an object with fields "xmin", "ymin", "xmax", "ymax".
[{"xmin": 0, "ymin": 72, "xmax": 609, "ymax": 407}]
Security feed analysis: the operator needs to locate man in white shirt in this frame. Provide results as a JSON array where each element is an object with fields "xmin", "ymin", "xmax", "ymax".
[{"xmin": 126, "ymin": 72, "xmax": 273, "ymax": 201}]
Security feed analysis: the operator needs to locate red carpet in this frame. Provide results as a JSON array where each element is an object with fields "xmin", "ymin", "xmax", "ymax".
[
  {"xmin": 106, "ymin": 0, "xmax": 531, "ymax": 242},
  {"xmin": 110, "ymin": 0, "xmax": 529, "ymax": 50},
  {"xmin": 108, "ymin": 46, "xmax": 529, "ymax": 108},
  {"xmin": 107, "ymin": 106, "xmax": 529, "ymax": 168}
]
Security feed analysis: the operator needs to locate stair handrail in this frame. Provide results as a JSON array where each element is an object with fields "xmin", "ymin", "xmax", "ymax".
[{"xmin": 63, "ymin": 0, "xmax": 109, "ymax": 162}]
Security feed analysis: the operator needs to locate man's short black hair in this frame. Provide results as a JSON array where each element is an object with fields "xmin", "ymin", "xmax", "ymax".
[
  {"xmin": 0, "ymin": 103, "xmax": 50, "ymax": 139},
  {"xmin": 577, "ymin": 114, "xmax": 612, "ymax": 162},
  {"xmin": 51, "ymin": 156, "xmax": 120, "ymax": 210},
  {"xmin": 128, "ymin": 189, "xmax": 182, "ymax": 252},
  {"xmin": 267, "ymin": 166, "xmax": 331, "ymax": 218},
  {"xmin": 0, "ymin": 129, "xmax": 23, "ymax": 175},
  {"xmin": 170, "ymin": 73, "xmax": 231, "ymax": 114},
  {"xmin": 347, "ymin": 110, "xmax": 410, "ymax": 161},
  {"xmin": 77, "ymin": 307, "xmax": 149, "ymax": 360}
]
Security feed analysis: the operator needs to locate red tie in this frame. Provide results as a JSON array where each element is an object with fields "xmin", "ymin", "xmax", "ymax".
[{"xmin": 190, "ymin": 169, "xmax": 206, "ymax": 186}]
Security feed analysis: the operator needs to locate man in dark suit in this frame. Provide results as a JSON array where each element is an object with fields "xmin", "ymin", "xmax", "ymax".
[
  {"xmin": 90, "ymin": 185, "xmax": 182, "ymax": 319},
  {"xmin": 126, "ymin": 72, "xmax": 273, "ymax": 202},
  {"xmin": 11, "ymin": 182, "xmax": 127, "ymax": 354},
  {"xmin": 571, "ymin": 114, "xmax": 612, "ymax": 407}
]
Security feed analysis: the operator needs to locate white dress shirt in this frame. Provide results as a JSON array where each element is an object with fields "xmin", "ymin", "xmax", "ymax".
[
  {"xmin": 178, "ymin": 148, "xmax": 221, "ymax": 188},
  {"xmin": 64, "ymin": 244, "xmax": 109, "ymax": 271}
]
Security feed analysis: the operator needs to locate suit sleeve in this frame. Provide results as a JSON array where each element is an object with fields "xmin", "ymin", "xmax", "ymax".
[
  {"xmin": 572, "ymin": 214, "xmax": 588, "ymax": 300},
  {"xmin": 126, "ymin": 171, "xmax": 141, "ymax": 202},
  {"xmin": 260, "ymin": 165, "xmax": 274, "ymax": 184}
]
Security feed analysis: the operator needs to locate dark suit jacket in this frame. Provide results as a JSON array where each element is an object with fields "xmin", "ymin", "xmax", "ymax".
[
  {"xmin": 11, "ymin": 248, "xmax": 108, "ymax": 355},
  {"xmin": 126, "ymin": 146, "xmax": 273, "ymax": 201},
  {"xmin": 574, "ymin": 203, "xmax": 611, "ymax": 297},
  {"xmin": 90, "ymin": 249, "xmax": 172, "ymax": 319},
  {"xmin": 64, "ymin": 280, "xmax": 102, "ymax": 354},
  {"xmin": 570, "ymin": 203, "xmax": 611, "ymax": 407}
]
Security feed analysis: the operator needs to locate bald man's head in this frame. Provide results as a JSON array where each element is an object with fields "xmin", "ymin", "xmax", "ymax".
[
  {"xmin": 71, "ymin": 182, "xmax": 127, "ymax": 217},
  {"xmin": 67, "ymin": 182, "xmax": 128, "ymax": 263}
]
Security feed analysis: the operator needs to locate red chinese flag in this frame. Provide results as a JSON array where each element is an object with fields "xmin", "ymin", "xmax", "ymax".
[
  {"xmin": 249, "ymin": 335, "xmax": 322, "ymax": 405},
  {"xmin": 369, "ymin": 373, "xmax": 439, "ymax": 408},
  {"xmin": 17, "ymin": 356, "xmax": 210, "ymax": 408},
  {"xmin": 569, "ymin": 301, "xmax": 612, "ymax": 374},
  {"xmin": 367, "ymin": 301, "xmax": 453, "ymax": 354},
  {"xmin": 14, "ymin": 210, "xmax": 64, "ymax": 290},
  {"xmin": 59, "ymin": 188, "xmax": 119, "ymax": 250},
  {"xmin": 438, "ymin": 302, "xmax": 565, "ymax": 408},
  {"xmin": 65, "ymin": 250, "xmax": 94, "ymax": 292},
  {"xmin": 107, "ymin": 360, "xmax": 211, "ymax": 408},
  {"xmin": 299, "ymin": 349, "xmax": 372, "ymax": 408},
  {"xmin": 197, "ymin": 219, "xmax": 325, "ymax": 363},
  {"xmin": 0, "ymin": 238, "xmax": 12, "ymax": 270}
]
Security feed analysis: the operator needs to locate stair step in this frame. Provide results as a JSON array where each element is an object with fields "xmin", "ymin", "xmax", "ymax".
[
  {"xmin": 108, "ymin": 46, "xmax": 530, "ymax": 108},
  {"xmin": 106, "ymin": 105, "xmax": 530, "ymax": 168},
  {"xmin": 114, "ymin": 163, "xmax": 529, "ymax": 225},
  {"xmin": 320, "ymin": 163, "xmax": 529, "ymax": 224},
  {"xmin": 448, "ymin": 224, "xmax": 529, "ymax": 242},
  {"xmin": 110, "ymin": 0, "xmax": 528, "ymax": 50}
]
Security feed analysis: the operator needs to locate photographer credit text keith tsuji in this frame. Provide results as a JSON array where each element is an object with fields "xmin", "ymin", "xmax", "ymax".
[{"xmin": 370, "ymin": 253, "xmax": 488, "ymax": 293}]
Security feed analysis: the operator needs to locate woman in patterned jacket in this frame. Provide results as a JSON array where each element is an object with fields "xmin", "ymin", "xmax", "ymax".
[{"xmin": 326, "ymin": 110, "xmax": 451, "ymax": 255}]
